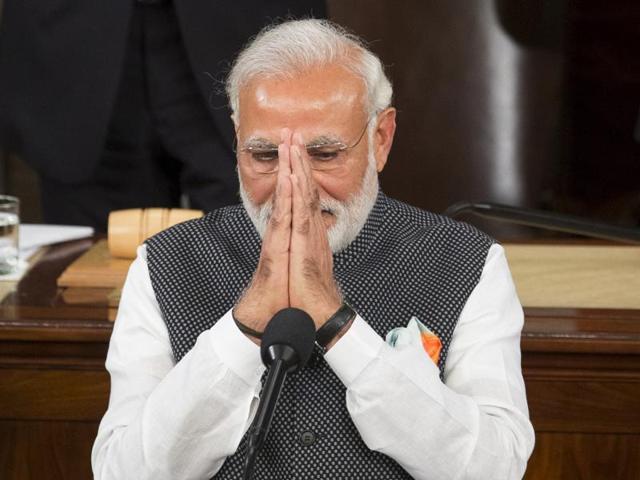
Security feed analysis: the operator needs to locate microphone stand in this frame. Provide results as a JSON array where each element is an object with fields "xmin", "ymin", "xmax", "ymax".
[
  {"xmin": 444, "ymin": 201, "xmax": 640, "ymax": 244},
  {"xmin": 240, "ymin": 308, "xmax": 315, "ymax": 480},
  {"xmin": 243, "ymin": 345, "xmax": 298, "ymax": 480}
]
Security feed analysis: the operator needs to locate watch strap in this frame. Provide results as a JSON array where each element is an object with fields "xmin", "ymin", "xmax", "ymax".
[
  {"xmin": 315, "ymin": 303, "xmax": 356, "ymax": 348},
  {"xmin": 233, "ymin": 312, "xmax": 263, "ymax": 339}
]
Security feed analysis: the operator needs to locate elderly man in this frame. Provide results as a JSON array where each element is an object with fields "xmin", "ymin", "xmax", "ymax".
[{"xmin": 93, "ymin": 19, "xmax": 534, "ymax": 479}]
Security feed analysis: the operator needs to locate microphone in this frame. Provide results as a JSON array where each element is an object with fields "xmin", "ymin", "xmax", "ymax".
[{"xmin": 243, "ymin": 308, "xmax": 316, "ymax": 480}]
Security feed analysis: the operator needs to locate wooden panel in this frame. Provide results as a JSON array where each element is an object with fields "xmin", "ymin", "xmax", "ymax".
[
  {"xmin": 526, "ymin": 380, "xmax": 640, "ymax": 434},
  {"xmin": 563, "ymin": 0, "xmax": 640, "ymax": 221},
  {"xmin": 522, "ymin": 307, "xmax": 640, "ymax": 354},
  {"xmin": 0, "ymin": 420, "xmax": 98, "ymax": 480},
  {"xmin": 328, "ymin": 1, "xmax": 640, "ymax": 235},
  {"xmin": 0, "ymin": 368, "xmax": 109, "ymax": 421},
  {"xmin": 525, "ymin": 433, "xmax": 640, "ymax": 480},
  {"xmin": 0, "ymin": 341, "xmax": 108, "ymax": 364},
  {"xmin": 328, "ymin": 0, "xmax": 565, "ymax": 241}
]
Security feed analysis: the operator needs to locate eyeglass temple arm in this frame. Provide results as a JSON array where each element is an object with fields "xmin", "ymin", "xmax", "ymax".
[{"xmin": 444, "ymin": 201, "xmax": 640, "ymax": 244}]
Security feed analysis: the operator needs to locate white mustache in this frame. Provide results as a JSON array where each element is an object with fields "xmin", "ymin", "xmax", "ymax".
[
  {"xmin": 255, "ymin": 196, "xmax": 340, "ymax": 220},
  {"xmin": 241, "ymin": 165, "xmax": 378, "ymax": 253}
]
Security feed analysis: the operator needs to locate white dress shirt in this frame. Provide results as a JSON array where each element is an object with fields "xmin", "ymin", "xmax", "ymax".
[{"xmin": 92, "ymin": 243, "xmax": 534, "ymax": 479}]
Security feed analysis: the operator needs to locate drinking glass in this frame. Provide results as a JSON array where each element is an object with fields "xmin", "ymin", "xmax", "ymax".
[{"xmin": 0, "ymin": 195, "xmax": 20, "ymax": 274}]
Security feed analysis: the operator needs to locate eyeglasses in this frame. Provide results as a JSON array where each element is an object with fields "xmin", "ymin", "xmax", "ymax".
[{"xmin": 235, "ymin": 118, "xmax": 373, "ymax": 174}]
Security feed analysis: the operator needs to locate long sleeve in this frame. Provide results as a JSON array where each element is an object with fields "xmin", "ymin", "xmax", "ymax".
[
  {"xmin": 324, "ymin": 243, "xmax": 535, "ymax": 479},
  {"xmin": 91, "ymin": 245, "xmax": 265, "ymax": 480}
]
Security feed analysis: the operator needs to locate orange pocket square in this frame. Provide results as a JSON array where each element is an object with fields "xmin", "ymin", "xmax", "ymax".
[
  {"xmin": 385, "ymin": 317, "xmax": 442, "ymax": 364},
  {"xmin": 420, "ymin": 330, "xmax": 442, "ymax": 364}
]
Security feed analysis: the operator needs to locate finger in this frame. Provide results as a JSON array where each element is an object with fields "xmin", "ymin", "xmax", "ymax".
[
  {"xmin": 290, "ymin": 172, "xmax": 310, "ymax": 237},
  {"xmin": 289, "ymin": 142, "xmax": 301, "ymax": 183},
  {"xmin": 276, "ymin": 143, "xmax": 290, "ymax": 193},
  {"xmin": 268, "ymin": 128, "xmax": 292, "ymax": 229},
  {"xmin": 279, "ymin": 128, "xmax": 292, "ymax": 177},
  {"xmin": 289, "ymin": 132, "xmax": 301, "ymax": 177},
  {"xmin": 291, "ymin": 148, "xmax": 324, "ymax": 231},
  {"xmin": 291, "ymin": 145, "xmax": 320, "ymax": 215},
  {"xmin": 271, "ymin": 129, "xmax": 292, "ymax": 233},
  {"xmin": 273, "ymin": 169, "xmax": 292, "ymax": 233},
  {"xmin": 290, "ymin": 132, "xmax": 309, "ymax": 180},
  {"xmin": 292, "ymin": 132, "xmax": 315, "ymax": 194},
  {"xmin": 292, "ymin": 132, "xmax": 320, "ymax": 214},
  {"xmin": 262, "ymin": 150, "xmax": 292, "ymax": 256}
]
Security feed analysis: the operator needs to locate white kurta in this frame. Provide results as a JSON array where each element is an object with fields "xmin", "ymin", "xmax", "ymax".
[{"xmin": 92, "ymin": 243, "xmax": 534, "ymax": 479}]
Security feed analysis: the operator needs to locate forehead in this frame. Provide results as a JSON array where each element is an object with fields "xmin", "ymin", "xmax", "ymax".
[{"xmin": 237, "ymin": 63, "xmax": 368, "ymax": 136}]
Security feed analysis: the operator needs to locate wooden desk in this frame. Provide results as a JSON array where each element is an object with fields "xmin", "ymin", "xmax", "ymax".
[
  {"xmin": 1, "ymin": 239, "xmax": 639, "ymax": 479},
  {"xmin": 0, "ymin": 239, "xmax": 111, "ymax": 480}
]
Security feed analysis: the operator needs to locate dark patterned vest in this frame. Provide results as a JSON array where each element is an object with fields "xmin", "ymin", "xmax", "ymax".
[{"xmin": 146, "ymin": 192, "xmax": 493, "ymax": 479}]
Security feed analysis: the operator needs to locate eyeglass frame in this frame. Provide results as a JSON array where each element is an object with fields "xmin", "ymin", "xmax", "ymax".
[{"xmin": 233, "ymin": 114, "xmax": 377, "ymax": 174}]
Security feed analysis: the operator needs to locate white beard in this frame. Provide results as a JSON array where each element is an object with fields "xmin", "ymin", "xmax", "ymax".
[{"xmin": 240, "ymin": 151, "xmax": 379, "ymax": 253}]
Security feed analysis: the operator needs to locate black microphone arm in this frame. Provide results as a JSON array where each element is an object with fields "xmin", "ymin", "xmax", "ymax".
[
  {"xmin": 444, "ymin": 201, "xmax": 640, "ymax": 245},
  {"xmin": 244, "ymin": 344, "xmax": 298, "ymax": 477},
  {"xmin": 243, "ymin": 308, "xmax": 316, "ymax": 480}
]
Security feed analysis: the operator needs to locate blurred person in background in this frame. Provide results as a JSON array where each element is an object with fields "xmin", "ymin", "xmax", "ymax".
[{"xmin": 0, "ymin": 0, "xmax": 326, "ymax": 232}]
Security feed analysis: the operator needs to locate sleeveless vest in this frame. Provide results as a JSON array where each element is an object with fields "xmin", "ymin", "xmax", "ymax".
[{"xmin": 146, "ymin": 192, "xmax": 493, "ymax": 479}]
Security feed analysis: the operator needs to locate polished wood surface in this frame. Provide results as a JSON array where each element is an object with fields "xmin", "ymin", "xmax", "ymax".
[
  {"xmin": 1, "ymin": 239, "xmax": 639, "ymax": 479},
  {"xmin": 528, "ymin": 433, "xmax": 640, "ymax": 479},
  {"xmin": 505, "ymin": 244, "xmax": 640, "ymax": 309},
  {"xmin": 58, "ymin": 240, "xmax": 130, "ymax": 289}
]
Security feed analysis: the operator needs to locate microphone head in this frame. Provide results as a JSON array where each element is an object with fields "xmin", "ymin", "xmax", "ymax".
[{"xmin": 260, "ymin": 308, "xmax": 316, "ymax": 369}]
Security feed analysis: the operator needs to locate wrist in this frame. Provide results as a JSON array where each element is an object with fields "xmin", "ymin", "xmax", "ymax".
[
  {"xmin": 316, "ymin": 297, "xmax": 342, "ymax": 326},
  {"xmin": 234, "ymin": 286, "xmax": 278, "ymax": 332},
  {"xmin": 316, "ymin": 284, "xmax": 343, "ymax": 324},
  {"xmin": 231, "ymin": 309, "xmax": 263, "ymax": 345},
  {"xmin": 232, "ymin": 301, "xmax": 261, "ymax": 329}
]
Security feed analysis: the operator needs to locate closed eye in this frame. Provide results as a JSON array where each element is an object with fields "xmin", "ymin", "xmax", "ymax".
[
  {"xmin": 251, "ymin": 151, "xmax": 279, "ymax": 162},
  {"xmin": 309, "ymin": 150, "xmax": 340, "ymax": 161},
  {"xmin": 307, "ymin": 145, "xmax": 344, "ymax": 162},
  {"xmin": 243, "ymin": 146, "xmax": 279, "ymax": 162}
]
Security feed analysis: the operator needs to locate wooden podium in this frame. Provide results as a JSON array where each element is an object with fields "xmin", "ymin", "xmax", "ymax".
[
  {"xmin": 0, "ymin": 238, "xmax": 639, "ymax": 479},
  {"xmin": 503, "ymin": 244, "xmax": 640, "ymax": 479}
]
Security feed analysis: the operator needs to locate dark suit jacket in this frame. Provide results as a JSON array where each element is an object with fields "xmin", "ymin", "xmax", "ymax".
[{"xmin": 0, "ymin": 0, "xmax": 326, "ymax": 183}]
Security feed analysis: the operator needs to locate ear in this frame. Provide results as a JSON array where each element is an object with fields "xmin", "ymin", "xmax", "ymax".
[{"xmin": 373, "ymin": 107, "xmax": 397, "ymax": 173}]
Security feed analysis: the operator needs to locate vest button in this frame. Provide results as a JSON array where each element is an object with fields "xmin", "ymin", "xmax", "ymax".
[{"xmin": 299, "ymin": 430, "xmax": 317, "ymax": 447}]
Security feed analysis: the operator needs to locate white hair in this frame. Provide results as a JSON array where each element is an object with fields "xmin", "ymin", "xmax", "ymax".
[{"xmin": 226, "ymin": 18, "xmax": 393, "ymax": 124}]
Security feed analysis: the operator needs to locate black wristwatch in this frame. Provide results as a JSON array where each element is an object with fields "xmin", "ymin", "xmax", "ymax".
[{"xmin": 315, "ymin": 303, "xmax": 357, "ymax": 349}]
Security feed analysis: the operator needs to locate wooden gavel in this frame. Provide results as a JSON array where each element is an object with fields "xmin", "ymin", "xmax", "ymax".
[{"xmin": 108, "ymin": 208, "xmax": 203, "ymax": 259}]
